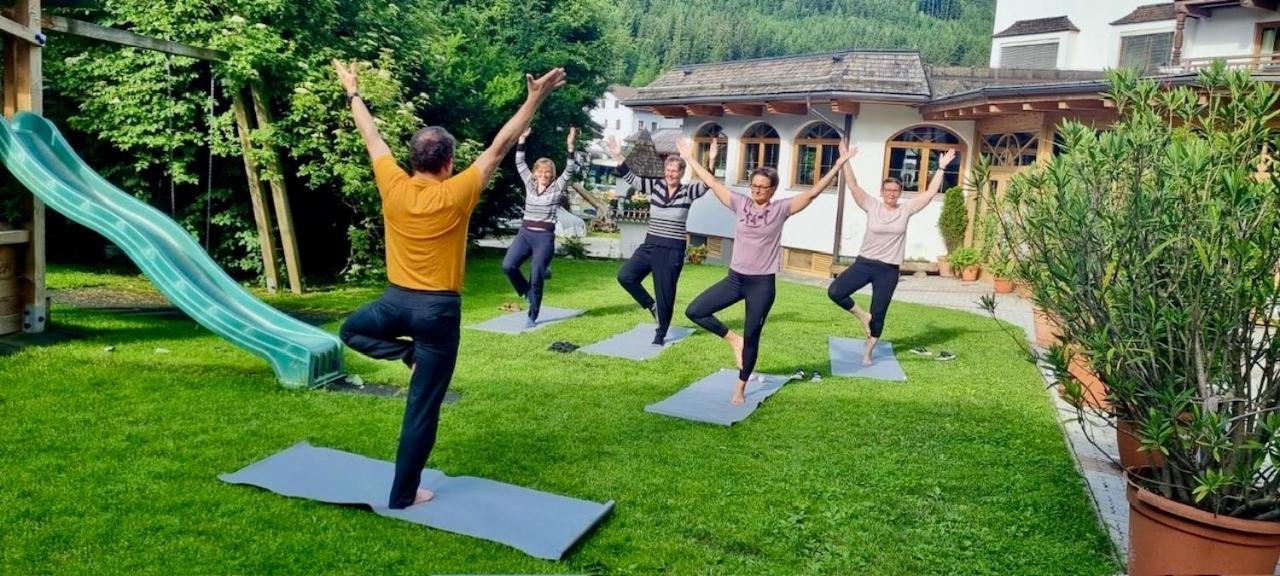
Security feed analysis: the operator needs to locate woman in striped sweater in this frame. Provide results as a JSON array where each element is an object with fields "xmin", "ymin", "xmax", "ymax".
[
  {"xmin": 606, "ymin": 134, "xmax": 715, "ymax": 345},
  {"xmin": 502, "ymin": 126, "xmax": 578, "ymax": 328}
]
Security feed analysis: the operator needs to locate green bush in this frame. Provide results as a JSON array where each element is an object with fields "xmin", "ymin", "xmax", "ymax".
[
  {"xmin": 947, "ymin": 246, "xmax": 979, "ymax": 269},
  {"xmin": 937, "ymin": 186, "xmax": 967, "ymax": 253},
  {"xmin": 556, "ymin": 236, "xmax": 588, "ymax": 259}
]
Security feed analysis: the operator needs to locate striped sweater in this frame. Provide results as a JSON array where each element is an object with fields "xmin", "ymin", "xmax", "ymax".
[
  {"xmin": 516, "ymin": 144, "xmax": 577, "ymax": 229},
  {"xmin": 618, "ymin": 163, "xmax": 708, "ymax": 246}
]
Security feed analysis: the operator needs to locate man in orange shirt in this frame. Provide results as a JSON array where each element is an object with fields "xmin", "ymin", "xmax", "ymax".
[{"xmin": 333, "ymin": 60, "xmax": 566, "ymax": 509}]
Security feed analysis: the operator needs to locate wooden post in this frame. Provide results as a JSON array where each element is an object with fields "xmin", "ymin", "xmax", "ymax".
[
  {"xmin": 831, "ymin": 112, "xmax": 854, "ymax": 274},
  {"xmin": 249, "ymin": 81, "xmax": 302, "ymax": 294},
  {"xmin": 4, "ymin": 0, "xmax": 46, "ymax": 333},
  {"xmin": 230, "ymin": 88, "xmax": 281, "ymax": 293}
]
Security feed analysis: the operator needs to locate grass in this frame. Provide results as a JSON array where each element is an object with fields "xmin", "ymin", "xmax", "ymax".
[{"xmin": 1, "ymin": 251, "xmax": 1117, "ymax": 575}]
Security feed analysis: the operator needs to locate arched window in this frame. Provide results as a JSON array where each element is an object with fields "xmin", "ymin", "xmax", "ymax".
[
  {"xmin": 884, "ymin": 125, "xmax": 966, "ymax": 195},
  {"xmin": 739, "ymin": 123, "xmax": 780, "ymax": 183},
  {"xmin": 694, "ymin": 123, "xmax": 727, "ymax": 179},
  {"xmin": 793, "ymin": 123, "xmax": 841, "ymax": 189}
]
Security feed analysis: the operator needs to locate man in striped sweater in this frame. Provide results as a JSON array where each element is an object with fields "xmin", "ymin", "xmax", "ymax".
[
  {"xmin": 606, "ymin": 134, "xmax": 717, "ymax": 345},
  {"xmin": 502, "ymin": 126, "xmax": 578, "ymax": 327}
]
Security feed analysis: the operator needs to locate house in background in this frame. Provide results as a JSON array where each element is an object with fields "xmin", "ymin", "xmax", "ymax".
[
  {"xmin": 584, "ymin": 85, "xmax": 684, "ymax": 187},
  {"xmin": 619, "ymin": 0, "xmax": 1280, "ymax": 278}
]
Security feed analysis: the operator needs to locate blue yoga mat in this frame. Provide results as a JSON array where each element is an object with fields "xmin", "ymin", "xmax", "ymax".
[
  {"xmin": 219, "ymin": 442, "xmax": 613, "ymax": 560},
  {"xmin": 644, "ymin": 369, "xmax": 791, "ymax": 426},
  {"xmin": 828, "ymin": 337, "xmax": 907, "ymax": 381},
  {"xmin": 468, "ymin": 307, "xmax": 585, "ymax": 334},
  {"xmin": 578, "ymin": 323, "xmax": 695, "ymax": 361}
]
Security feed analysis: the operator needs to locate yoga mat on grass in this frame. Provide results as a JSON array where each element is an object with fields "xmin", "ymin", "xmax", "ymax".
[
  {"xmin": 219, "ymin": 442, "xmax": 613, "ymax": 560},
  {"xmin": 644, "ymin": 368, "xmax": 790, "ymax": 426},
  {"xmin": 577, "ymin": 323, "xmax": 695, "ymax": 361},
  {"xmin": 828, "ymin": 337, "xmax": 907, "ymax": 381},
  {"xmin": 468, "ymin": 307, "xmax": 584, "ymax": 334}
]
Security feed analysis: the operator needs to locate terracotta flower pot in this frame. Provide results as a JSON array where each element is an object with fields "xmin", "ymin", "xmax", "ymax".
[
  {"xmin": 1032, "ymin": 307, "xmax": 1062, "ymax": 349},
  {"xmin": 1116, "ymin": 419, "xmax": 1165, "ymax": 470},
  {"xmin": 993, "ymin": 277, "xmax": 1014, "ymax": 294},
  {"xmin": 960, "ymin": 266, "xmax": 979, "ymax": 282},
  {"xmin": 1126, "ymin": 469, "xmax": 1280, "ymax": 576},
  {"xmin": 1064, "ymin": 353, "xmax": 1110, "ymax": 411},
  {"xmin": 937, "ymin": 256, "xmax": 953, "ymax": 278}
]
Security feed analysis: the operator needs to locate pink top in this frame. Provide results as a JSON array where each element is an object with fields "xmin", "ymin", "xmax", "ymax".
[
  {"xmin": 857, "ymin": 198, "xmax": 920, "ymax": 266},
  {"xmin": 729, "ymin": 194, "xmax": 792, "ymax": 275}
]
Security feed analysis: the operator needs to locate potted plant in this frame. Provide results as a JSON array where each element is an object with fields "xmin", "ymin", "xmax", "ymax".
[
  {"xmin": 687, "ymin": 244, "xmax": 708, "ymax": 265},
  {"xmin": 989, "ymin": 257, "xmax": 1015, "ymax": 294},
  {"xmin": 948, "ymin": 247, "xmax": 980, "ymax": 281},
  {"xmin": 937, "ymin": 186, "xmax": 967, "ymax": 277},
  {"xmin": 983, "ymin": 65, "xmax": 1280, "ymax": 575}
]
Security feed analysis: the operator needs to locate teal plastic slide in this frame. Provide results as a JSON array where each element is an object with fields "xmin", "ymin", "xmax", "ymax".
[{"xmin": 0, "ymin": 112, "xmax": 343, "ymax": 388}]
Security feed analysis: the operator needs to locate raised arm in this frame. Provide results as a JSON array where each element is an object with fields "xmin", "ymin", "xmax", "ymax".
[
  {"xmin": 514, "ymin": 127, "xmax": 533, "ymax": 184},
  {"xmin": 676, "ymin": 137, "xmax": 732, "ymax": 209},
  {"xmin": 790, "ymin": 145, "xmax": 858, "ymax": 215},
  {"xmin": 555, "ymin": 127, "xmax": 579, "ymax": 184},
  {"xmin": 472, "ymin": 68, "xmax": 567, "ymax": 184},
  {"xmin": 837, "ymin": 141, "xmax": 872, "ymax": 211},
  {"xmin": 607, "ymin": 134, "xmax": 655, "ymax": 196},
  {"xmin": 334, "ymin": 60, "xmax": 392, "ymax": 162},
  {"xmin": 908, "ymin": 149, "xmax": 957, "ymax": 213}
]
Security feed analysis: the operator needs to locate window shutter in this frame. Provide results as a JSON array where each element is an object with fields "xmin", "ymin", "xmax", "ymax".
[
  {"xmin": 1119, "ymin": 33, "xmax": 1173, "ymax": 73},
  {"xmin": 1000, "ymin": 43, "xmax": 1059, "ymax": 69}
]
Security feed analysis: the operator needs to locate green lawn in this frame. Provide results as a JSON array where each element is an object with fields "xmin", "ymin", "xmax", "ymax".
[{"xmin": 1, "ymin": 252, "xmax": 1117, "ymax": 575}]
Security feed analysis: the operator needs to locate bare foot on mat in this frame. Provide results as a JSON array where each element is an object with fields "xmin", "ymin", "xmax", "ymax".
[{"xmin": 413, "ymin": 488, "xmax": 434, "ymax": 505}]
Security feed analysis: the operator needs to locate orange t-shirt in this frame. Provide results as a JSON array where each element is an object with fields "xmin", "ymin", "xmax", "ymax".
[{"xmin": 372, "ymin": 155, "xmax": 484, "ymax": 292}]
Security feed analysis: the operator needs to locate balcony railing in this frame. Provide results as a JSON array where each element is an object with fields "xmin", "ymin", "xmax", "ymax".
[{"xmin": 1160, "ymin": 54, "xmax": 1280, "ymax": 74}]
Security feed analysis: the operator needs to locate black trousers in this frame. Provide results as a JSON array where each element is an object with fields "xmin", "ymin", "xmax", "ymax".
[
  {"xmin": 339, "ymin": 285, "xmax": 461, "ymax": 509},
  {"xmin": 502, "ymin": 226, "xmax": 555, "ymax": 320},
  {"xmin": 685, "ymin": 270, "xmax": 777, "ymax": 381},
  {"xmin": 617, "ymin": 239, "xmax": 685, "ymax": 339},
  {"xmin": 827, "ymin": 256, "xmax": 900, "ymax": 338}
]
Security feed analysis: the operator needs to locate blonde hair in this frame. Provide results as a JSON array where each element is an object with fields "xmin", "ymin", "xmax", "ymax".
[{"xmin": 533, "ymin": 157, "xmax": 556, "ymax": 174}]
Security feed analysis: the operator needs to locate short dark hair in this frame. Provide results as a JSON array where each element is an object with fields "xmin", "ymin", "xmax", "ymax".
[
  {"xmin": 664, "ymin": 156, "xmax": 687, "ymax": 172},
  {"xmin": 749, "ymin": 167, "xmax": 779, "ymax": 189},
  {"xmin": 410, "ymin": 126, "xmax": 455, "ymax": 173},
  {"xmin": 882, "ymin": 177, "xmax": 903, "ymax": 189}
]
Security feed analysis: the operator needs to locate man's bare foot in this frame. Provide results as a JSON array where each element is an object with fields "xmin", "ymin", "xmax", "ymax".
[
  {"xmin": 731, "ymin": 380, "xmax": 747, "ymax": 405},
  {"xmin": 725, "ymin": 333, "xmax": 745, "ymax": 370},
  {"xmin": 413, "ymin": 488, "xmax": 434, "ymax": 505}
]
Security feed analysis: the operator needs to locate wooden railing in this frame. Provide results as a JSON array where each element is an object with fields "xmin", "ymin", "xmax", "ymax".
[{"xmin": 1161, "ymin": 54, "xmax": 1280, "ymax": 74}]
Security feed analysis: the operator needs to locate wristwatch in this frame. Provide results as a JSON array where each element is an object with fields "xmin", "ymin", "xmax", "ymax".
[{"xmin": 345, "ymin": 91, "xmax": 362, "ymax": 104}]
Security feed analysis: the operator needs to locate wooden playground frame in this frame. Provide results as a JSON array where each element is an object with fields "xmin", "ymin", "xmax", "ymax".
[{"xmin": 0, "ymin": 0, "xmax": 303, "ymax": 338}]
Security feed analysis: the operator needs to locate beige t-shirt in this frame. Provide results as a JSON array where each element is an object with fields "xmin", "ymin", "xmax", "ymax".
[{"xmin": 857, "ymin": 198, "xmax": 920, "ymax": 266}]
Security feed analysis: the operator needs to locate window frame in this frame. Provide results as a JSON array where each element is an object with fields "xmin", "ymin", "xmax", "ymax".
[
  {"xmin": 1117, "ymin": 31, "xmax": 1174, "ymax": 73},
  {"xmin": 693, "ymin": 123, "xmax": 727, "ymax": 179},
  {"xmin": 881, "ymin": 125, "xmax": 967, "ymax": 200},
  {"xmin": 791, "ymin": 122, "xmax": 842, "ymax": 190},
  {"xmin": 739, "ymin": 123, "xmax": 781, "ymax": 184}
]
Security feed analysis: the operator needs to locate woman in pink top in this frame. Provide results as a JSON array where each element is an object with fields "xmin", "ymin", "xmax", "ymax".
[
  {"xmin": 827, "ymin": 143, "xmax": 956, "ymax": 366},
  {"xmin": 677, "ymin": 137, "xmax": 857, "ymax": 405}
]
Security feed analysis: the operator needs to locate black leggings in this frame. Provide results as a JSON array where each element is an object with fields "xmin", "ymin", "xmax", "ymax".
[
  {"xmin": 827, "ymin": 256, "xmax": 899, "ymax": 338},
  {"xmin": 339, "ymin": 286, "xmax": 461, "ymax": 509},
  {"xmin": 502, "ymin": 226, "xmax": 555, "ymax": 320},
  {"xmin": 617, "ymin": 240, "xmax": 685, "ymax": 338},
  {"xmin": 686, "ymin": 270, "xmax": 776, "ymax": 381}
]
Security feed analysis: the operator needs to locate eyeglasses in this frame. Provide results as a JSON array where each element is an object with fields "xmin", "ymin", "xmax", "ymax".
[{"xmin": 749, "ymin": 185, "xmax": 775, "ymax": 191}]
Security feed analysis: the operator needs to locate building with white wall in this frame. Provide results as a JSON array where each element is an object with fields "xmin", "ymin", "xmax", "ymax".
[{"xmin": 588, "ymin": 85, "xmax": 683, "ymax": 144}]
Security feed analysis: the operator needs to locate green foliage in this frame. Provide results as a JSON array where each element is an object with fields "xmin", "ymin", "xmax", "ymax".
[
  {"xmin": 937, "ymin": 185, "xmax": 967, "ymax": 253},
  {"xmin": 947, "ymin": 246, "xmax": 979, "ymax": 269},
  {"xmin": 556, "ymin": 235, "xmax": 588, "ymax": 259},
  {"xmin": 987, "ymin": 64, "xmax": 1280, "ymax": 519},
  {"xmin": 615, "ymin": 0, "xmax": 995, "ymax": 85},
  {"xmin": 686, "ymin": 243, "xmax": 708, "ymax": 264}
]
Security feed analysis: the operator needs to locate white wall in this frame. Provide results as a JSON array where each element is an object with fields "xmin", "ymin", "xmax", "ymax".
[
  {"xmin": 1184, "ymin": 7, "xmax": 1278, "ymax": 61},
  {"xmin": 683, "ymin": 103, "xmax": 972, "ymax": 262},
  {"xmin": 991, "ymin": 0, "xmax": 1170, "ymax": 70},
  {"xmin": 587, "ymin": 90, "xmax": 683, "ymax": 144}
]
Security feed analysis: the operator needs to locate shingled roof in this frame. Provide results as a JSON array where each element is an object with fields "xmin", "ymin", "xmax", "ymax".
[
  {"xmin": 1110, "ymin": 2, "xmax": 1176, "ymax": 25},
  {"xmin": 993, "ymin": 16, "xmax": 1079, "ymax": 38},
  {"xmin": 927, "ymin": 66, "xmax": 1108, "ymax": 100},
  {"xmin": 625, "ymin": 50, "xmax": 930, "ymax": 106}
]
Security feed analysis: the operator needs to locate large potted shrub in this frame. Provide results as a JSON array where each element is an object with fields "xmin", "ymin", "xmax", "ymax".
[
  {"xmin": 985, "ymin": 65, "xmax": 1280, "ymax": 575},
  {"xmin": 937, "ymin": 186, "xmax": 967, "ymax": 277}
]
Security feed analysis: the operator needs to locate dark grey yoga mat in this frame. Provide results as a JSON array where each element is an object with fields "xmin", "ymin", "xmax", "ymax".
[
  {"xmin": 469, "ymin": 307, "xmax": 585, "ymax": 334},
  {"xmin": 644, "ymin": 368, "xmax": 791, "ymax": 426},
  {"xmin": 219, "ymin": 442, "xmax": 614, "ymax": 560},
  {"xmin": 828, "ymin": 337, "xmax": 907, "ymax": 381},
  {"xmin": 577, "ymin": 323, "xmax": 695, "ymax": 361}
]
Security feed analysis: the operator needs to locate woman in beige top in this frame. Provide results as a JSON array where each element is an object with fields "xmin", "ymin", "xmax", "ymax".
[{"xmin": 827, "ymin": 143, "xmax": 956, "ymax": 366}]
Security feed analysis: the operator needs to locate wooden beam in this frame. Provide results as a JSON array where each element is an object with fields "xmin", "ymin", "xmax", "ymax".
[
  {"xmin": 832, "ymin": 100, "xmax": 860, "ymax": 115},
  {"xmin": 0, "ymin": 15, "xmax": 43, "ymax": 45},
  {"xmin": 7, "ymin": 0, "xmax": 45, "ymax": 334},
  {"xmin": 724, "ymin": 103, "xmax": 763, "ymax": 117},
  {"xmin": 1022, "ymin": 102, "xmax": 1059, "ymax": 112},
  {"xmin": 0, "ymin": 230, "xmax": 30, "ymax": 245},
  {"xmin": 249, "ymin": 81, "xmax": 302, "ymax": 294},
  {"xmin": 685, "ymin": 104, "xmax": 723, "ymax": 117},
  {"xmin": 41, "ymin": 15, "xmax": 228, "ymax": 62},
  {"xmin": 651, "ymin": 105, "xmax": 687, "ymax": 118},
  {"xmin": 766, "ymin": 101, "xmax": 808, "ymax": 115},
  {"xmin": 987, "ymin": 104, "xmax": 1018, "ymax": 115},
  {"xmin": 230, "ymin": 88, "xmax": 281, "ymax": 294},
  {"xmin": 1057, "ymin": 99, "xmax": 1106, "ymax": 110}
]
